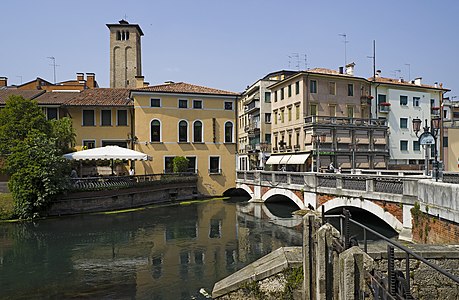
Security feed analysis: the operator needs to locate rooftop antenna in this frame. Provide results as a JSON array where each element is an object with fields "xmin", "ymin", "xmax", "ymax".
[
  {"xmin": 367, "ymin": 40, "xmax": 376, "ymax": 80},
  {"xmin": 47, "ymin": 56, "xmax": 59, "ymax": 84},
  {"xmin": 339, "ymin": 33, "xmax": 348, "ymax": 67},
  {"xmin": 304, "ymin": 54, "xmax": 308, "ymax": 70},
  {"xmin": 405, "ymin": 63, "xmax": 411, "ymax": 81},
  {"xmin": 391, "ymin": 69, "xmax": 401, "ymax": 78},
  {"xmin": 16, "ymin": 76, "xmax": 22, "ymax": 85}
]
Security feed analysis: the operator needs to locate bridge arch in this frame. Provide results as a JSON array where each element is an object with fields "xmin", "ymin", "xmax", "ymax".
[
  {"xmin": 262, "ymin": 188, "xmax": 305, "ymax": 210},
  {"xmin": 320, "ymin": 197, "xmax": 403, "ymax": 232},
  {"xmin": 234, "ymin": 183, "xmax": 254, "ymax": 198}
]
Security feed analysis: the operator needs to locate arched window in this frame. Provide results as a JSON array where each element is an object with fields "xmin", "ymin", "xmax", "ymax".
[
  {"xmin": 116, "ymin": 31, "xmax": 121, "ymax": 40},
  {"xmin": 193, "ymin": 120, "xmax": 203, "ymax": 143},
  {"xmin": 122, "ymin": 31, "xmax": 126, "ymax": 40},
  {"xmin": 224, "ymin": 121, "xmax": 233, "ymax": 143},
  {"xmin": 126, "ymin": 31, "xmax": 129, "ymax": 40},
  {"xmin": 179, "ymin": 120, "xmax": 188, "ymax": 142},
  {"xmin": 151, "ymin": 119, "xmax": 161, "ymax": 142}
]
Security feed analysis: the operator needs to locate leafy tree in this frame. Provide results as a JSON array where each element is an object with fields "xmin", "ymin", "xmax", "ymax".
[
  {"xmin": 0, "ymin": 95, "xmax": 51, "ymax": 155},
  {"xmin": 50, "ymin": 117, "xmax": 76, "ymax": 154},
  {"xmin": 6, "ymin": 132, "xmax": 70, "ymax": 219},
  {"xmin": 173, "ymin": 156, "xmax": 189, "ymax": 173}
]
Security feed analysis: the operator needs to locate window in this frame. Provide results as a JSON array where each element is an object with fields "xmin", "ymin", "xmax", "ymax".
[
  {"xmin": 400, "ymin": 140, "xmax": 408, "ymax": 151},
  {"xmin": 310, "ymin": 104, "xmax": 317, "ymax": 116},
  {"xmin": 310, "ymin": 80, "xmax": 317, "ymax": 93},
  {"xmin": 400, "ymin": 95, "xmax": 408, "ymax": 106},
  {"xmin": 273, "ymin": 91, "xmax": 277, "ymax": 102},
  {"xmin": 280, "ymin": 88, "xmax": 284, "ymax": 100},
  {"xmin": 280, "ymin": 109, "xmax": 285, "ymax": 123},
  {"xmin": 101, "ymin": 110, "xmax": 112, "ymax": 126},
  {"xmin": 274, "ymin": 110, "xmax": 278, "ymax": 124},
  {"xmin": 377, "ymin": 94, "xmax": 387, "ymax": 105},
  {"xmin": 151, "ymin": 119, "xmax": 161, "ymax": 142},
  {"xmin": 164, "ymin": 157, "xmax": 174, "ymax": 173},
  {"xmin": 46, "ymin": 107, "xmax": 58, "ymax": 120},
  {"xmin": 193, "ymin": 121, "xmax": 203, "ymax": 143},
  {"xmin": 193, "ymin": 100, "xmax": 202, "ymax": 109},
  {"xmin": 288, "ymin": 85, "xmax": 292, "ymax": 97},
  {"xmin": 400, "ymin": 118, "xmax": 408, "ymax": 129},
  {"xmin": 347, "ymin": 106, "xmax": 354, "ymax": 118},
  {"xmin": 209, "ymin": 219, "xmax": 222, "ymax": 238},
  {"xmin": 329, "ymin": 82, "xmax": 336, "ymax": 95},
  {"xmin": 443, "ymin": 136, "xmax": 448, "ymax": 147},
  {"xmin": 264, "ymin": 92, "xmax": 271, "ymax": 103},
  {"xmin": 150, "ymin": 98, "xmax": 161, "ymax": 107},
  {"xmin": 179, "ymin": 99, "xmax": 188, "ymax": 108},
  {"xmin": 265, "ymin": 113, "xmax": 271, "ymax": 123},
  {"xmin": 179, "ymin": 120, "xmax": 188, "ymax": 142},
  {"xmin": 295, "ymin": 81, "xmax": 300, "ymax": 94},
  {"xmin": 186, "ymin": 157, "xmax": 197, "ymax": 173},
  {"xmin": 296, "ymin": 132, "xmax": 300, "ymax": 146},
  {"xmin": 83, "ymin": 140, "xmax": 95, "ymax": 149},
  {"xmin": 413, "ymin": 140, "xmax": 420, "ymax": 151},
  {"xmin": 82, "ymin": 110, "xmax": 95, "ymax": 126},
  {"xmin": 224, "ymin": 121, "xmax": 233, "ymax": 143},
  {"xmin": 265, "ymin": 133, "xmax": 271, "ymax": 143},
  {"xmin": 224, "ymin": 101, "xmax": 233, "ymax": 110},
  {"xmin": 288, "ymin": 106, "xmax": 292, "ymax": 121},
  {"xmin": 347, "ymin": 84, "xmax": 354, "ymax": 96},
  {"xmin": 117, "ymin": 110, "xmax": 128, "ymax": 126},
  {"xmin": 413, "ymin": 97, "xmax": 420, "ymax": 107},
  {"xmin": 209, "ymin": 156, "xmax": 220, "ymax": 174},
  {"xmin": 288, "ymin": 134, "xmax": 292, "ymax": 147},
  {"xmin": 295, "ymin": 105, "xmax": 300, "ymax": 120},
  {"xmin": 329, "ymin": 105, "xmax": 336, "ymax": 117}
]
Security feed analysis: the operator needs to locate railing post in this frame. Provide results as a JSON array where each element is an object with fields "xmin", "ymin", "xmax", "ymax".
[
  {"xmin": 387, "ymin": 245, "xmax": 396, "ymax": 296},
  {"xmin": 343, "ymin": 208, "xmax": 351, "ymax": 249},
  {"xmin": 366, "ymin": 178, "xmax": 374, "ymax": 193}
]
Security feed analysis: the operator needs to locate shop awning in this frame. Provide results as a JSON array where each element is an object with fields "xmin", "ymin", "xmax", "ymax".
[
  {"xmin": 279, "ymin": 155, "xmax": 292, "ymax": 164},
  {"xmin": 266, "ymin": 155, "xmax": 283, "ymax": 165},
  {"xmin": 286, "ymin": 154, "xmax": 310, "ymax": 164},
  {"xmin": 63, "ymin": 146, "xmax": 150, "ymax": 161}
]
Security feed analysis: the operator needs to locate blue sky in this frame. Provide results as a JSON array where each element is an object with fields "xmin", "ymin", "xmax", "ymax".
[{"xmin": 1, "ymin": 0, "xmax": 458, "ymax": 96}]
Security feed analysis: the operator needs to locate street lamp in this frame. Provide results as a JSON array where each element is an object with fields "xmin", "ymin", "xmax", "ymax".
[
  {"xmin": 311, "ymin": 132, "xmax": 326, "ymax": 172},
  {"xmin": 412, "ymin": 117, "xmax": 441, "ymax": 181}
]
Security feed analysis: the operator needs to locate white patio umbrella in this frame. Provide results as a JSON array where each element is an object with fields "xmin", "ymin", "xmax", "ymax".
[{"xmin": 63, "ymin": 146, "xmax": 150, "ymax": 175}]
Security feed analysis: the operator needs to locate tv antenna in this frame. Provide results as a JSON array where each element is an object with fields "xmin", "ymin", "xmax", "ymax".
[
  {"xmin": 16, "ymin": 76, "xmax": 23, "ymax": 85},
  {"xmin": 288, "ymin": 53, "xmax": 307, "ymax": 70},
  {"xmin": 367, "ymin": 40, "xmax": 376, "ymax": 80},
  {"xmin": 405, "ymin": 63, "xmax": 411, "ymax": 81},
  {"xmin": 47, "ymin": 56, "xmax": 59, "ymax": 84},
  {"xmin": 339, "ymin": 33, "xmax": 349, "ymax": 67},
  {"xmin": 391, "ymin": 69, "xmax": 401, "ymax": 78}
]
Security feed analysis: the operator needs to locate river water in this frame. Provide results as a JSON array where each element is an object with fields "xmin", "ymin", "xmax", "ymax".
[{"xmin": 0, "ymin": 198, "xmax": 304, "ymax": 299}]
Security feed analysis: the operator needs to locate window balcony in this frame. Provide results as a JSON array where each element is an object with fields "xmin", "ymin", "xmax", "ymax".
[{"xmin": 379, "ymin": 102, "xmax": 391, "ymax": 113}]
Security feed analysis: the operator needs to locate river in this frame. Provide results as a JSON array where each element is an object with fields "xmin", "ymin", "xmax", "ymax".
[{"xmin": 0, "ymin": 198, "xmax": 304, "ymax": 299}]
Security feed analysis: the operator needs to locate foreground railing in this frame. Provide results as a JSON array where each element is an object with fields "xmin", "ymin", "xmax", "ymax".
[
  {"xmin": 324, "ymin": 208, "xmax": 459, "ymax": 299},
  {"xmin": 69, "ymin": 173, "xmax": 197, "ymax": 191}
]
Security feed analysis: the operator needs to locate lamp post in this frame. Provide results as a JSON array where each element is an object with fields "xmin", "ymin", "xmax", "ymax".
[
  {"xmin": 311, "ymin": 133, "xmax": 326, "ymax": 172},
  {"xmin": 412, "ymin": 116, "xmax": 441, "ymax": 181}
]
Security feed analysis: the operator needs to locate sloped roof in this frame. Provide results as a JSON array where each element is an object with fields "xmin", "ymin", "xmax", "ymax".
[
  {"xmin": 370, "ymin": 76, "xmax": 449, "ymax": 91},
  {"xmin": 63, "ymin": 88, "xmax": 132, "ymax": 106},
  {"xmin": 132, "ymin": 82, "xmax": 239, "ymax": 96},
  {"xmin": 34, "ymin": 91, "xmax": 81, "ymax": 105},
  {"xmin": 308, "ymin": 68, "xmax": 343, "ymax": 75},
  {"xmin": 0, "ymin": 89, "xmax": 45, "ymax": 104}
]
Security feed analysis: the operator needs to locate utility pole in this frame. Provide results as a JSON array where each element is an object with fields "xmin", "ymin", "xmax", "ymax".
[{"xmin": 47, "ymin": 56, "xmax": 59, "ymax": 84}]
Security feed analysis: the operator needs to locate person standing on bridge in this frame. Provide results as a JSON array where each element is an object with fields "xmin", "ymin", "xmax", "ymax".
[{"xmin": 328, "ymin": 162, "xmax": 335, "ymax": 173}]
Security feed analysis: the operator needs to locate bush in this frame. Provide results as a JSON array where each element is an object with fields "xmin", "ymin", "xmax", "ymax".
[
  {"xmin": 0, "ymin": 193, "xmax": 14, "ymax": 220},
  {"xmin": 173, "ymin": 156, "xmax": 189, "ymax": 173}
]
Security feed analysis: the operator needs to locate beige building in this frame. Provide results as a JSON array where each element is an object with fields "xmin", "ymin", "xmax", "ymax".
[
  {"xmin": 267, "ymin": 66, "xmax": 389, "ymax": 171},
  {"xmin": 442, "ymin": 97, "xmax": 459, "ymax": 171},
  {"xmin": 237, "ymin": 71, "xmax": 297, "ymax": 171},
  {"xmin": 130, "ymin": 82, "xmax": 239, "ymax": 195},
  {"xmin": 106, "ymin": 20, "xmax": 143, "ymax": 88}
]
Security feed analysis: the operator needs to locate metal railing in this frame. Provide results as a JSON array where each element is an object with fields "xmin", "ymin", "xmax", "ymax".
[{"xmin": 323, "ymin": 208, "xmax": 459, "ymax": 299}]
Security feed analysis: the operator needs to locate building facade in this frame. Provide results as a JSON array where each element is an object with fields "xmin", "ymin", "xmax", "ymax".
[
  {"xmin": 442, "ymin": 97, "xmax": 459, "ymax": 171},
  {"xmin": 237, "ymin": 71, "xmax": 296, "ymax": 171},
  {"xmin": 370, "ymin": 75, "xmax": 448, "ymax": 169},
  {"xmin": 130, "ymin": 82, "xmax": 239, "ymax": 196},
  {"xmin": 267, "ymin": 67, "xmax": 388, "ymax": 171},
  {"xmin": 106, "ymin": 20, "xmax": 143, "ymax": 88}
]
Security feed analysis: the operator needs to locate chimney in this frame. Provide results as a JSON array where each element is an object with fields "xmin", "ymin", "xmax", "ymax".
[
  {"xmin": 345, "ymin": 62, "xmax": 355, "ymax": 76},
  {"xmin": 434, "ymin": 82, "xmax": 438, "ymax": 88},
  {"xmin": 164, "ymin": 81, "xmax": 174, "ymax": 84},
  {"xmin": 399, "ymin": 78, "xmax": 404, "ymax": 83},
  {"xmin": 0, "ymin": 77, "xmax": 7, "ymax": 87},
  {"xmin": 135, "ymin": 76, "xmax": 145, "ymax": 88},
  {"xmin": 414, "ymin": 77, "xmax": 422, "ymax": 86},
  {"xmin": 375, "ymin": 70, "xmax": 381, "ymax": 78},
  {"xmin": 86, "ymin": 73, "xmax": 96, "ymax": 89},
  {"xmin": 76, "ymin": 73, "xmax": 84, "ymax": 81},
  {"xmin": 339, "ymin": 67, "xmax": 344, "ymax": 74},
  {"xmin": 143, "ymin": 82, "xmax": 149, "ymax": 87}
]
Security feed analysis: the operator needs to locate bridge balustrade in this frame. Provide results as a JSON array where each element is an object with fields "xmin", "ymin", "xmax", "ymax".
[
  {"xmin": 342, "ymin": 177, "xmax": 366, "ymax": 191},
  {"xmin": 317, "ymin": 174, "xmax": 337, "ymax": 188},
  {"xmin": 374, "ymin": 178, "xmax": 403, "ymax": 194}
]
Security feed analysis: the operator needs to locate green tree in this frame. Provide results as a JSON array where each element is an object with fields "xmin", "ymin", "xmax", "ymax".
[
  {"xmin": 6, "ymin": 132, "xmax": 70, "ymax": 219},
  {"xmin": 0, "ymin": 95, "xmax": 51, "ymax": 155},
  {"xmin": 173, "ymin": 156, "xmax": 189, "ymax": 173},
  {"xmin": 50, "ymin": 117, "xmax": 76, "ymax": 154}
]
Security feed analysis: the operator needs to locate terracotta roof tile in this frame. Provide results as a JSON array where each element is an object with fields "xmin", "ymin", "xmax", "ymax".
[
  {"xmin": 370, "ymin": 76, "xmax": 448, "ymax": 90},
  {"xmin": 63, "ymin": 88, "xmax": 132, "ymax": 106},
  {"xmin": 0, "ymin": 89, "xmax": 45, "ymax": 104},
  {"xmin": 132, "ymin": 82, "xmax": 239, "ymax": 96},
  {"xmin": 34, "ymin": 91, "xmax": 81, "ymax": 105}
]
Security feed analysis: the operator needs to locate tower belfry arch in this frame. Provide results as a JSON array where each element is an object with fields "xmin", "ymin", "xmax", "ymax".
[{"xmin": 106, "ymin": 19, "xmax": 143, "ymax": 88}]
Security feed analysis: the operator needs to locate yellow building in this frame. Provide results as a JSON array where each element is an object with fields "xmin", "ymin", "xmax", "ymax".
[{"xmin": 130, "ymin": 82, "xmax": 239, "ymax": 196}]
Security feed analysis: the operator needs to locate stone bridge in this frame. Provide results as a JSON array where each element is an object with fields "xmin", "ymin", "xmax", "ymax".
[{"xmin": 235, "ymin": 170, "xmax": 459, "ymax": 243}]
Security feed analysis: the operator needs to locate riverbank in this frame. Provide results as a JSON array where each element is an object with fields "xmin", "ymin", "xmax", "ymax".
[{"xmin": 0, "ymin": 193, "xmax": 13, "ymax": 220}]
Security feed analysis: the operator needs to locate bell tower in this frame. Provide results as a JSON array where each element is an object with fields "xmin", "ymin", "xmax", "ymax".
[{"xmin": 106, "ymin": 20, "xmax": 143, "ymax": 88}]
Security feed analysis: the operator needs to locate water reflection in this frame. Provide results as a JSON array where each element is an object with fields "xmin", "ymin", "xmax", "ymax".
[{"xmin": 0, "ymin": 198, "xmax": 302, "ymax": 299}]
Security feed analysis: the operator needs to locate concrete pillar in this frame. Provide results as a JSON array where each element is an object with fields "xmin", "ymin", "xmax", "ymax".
[
  {"xmin": 338, "ymin": 246, "xmax": 374, "ymax": 300},
  {"xmin": 303, "ymin": 213, "xmax": 318, "ymax": 300},
  {"xmin": 366, "ymin": 179, "xmax": 374, "ymax": 192},
  {"xmin": 315, "ymin": 223, "xmax": 340, "ymax": 300},
  {"xmin": 303, "ymin": 191, "xmax": 316, "ymax": 209}
]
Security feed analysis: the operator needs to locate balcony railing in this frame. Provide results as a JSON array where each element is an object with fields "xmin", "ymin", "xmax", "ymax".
[{"xmin": 304, "ymin": 116, "xmax": 387, "ymax": 127}]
